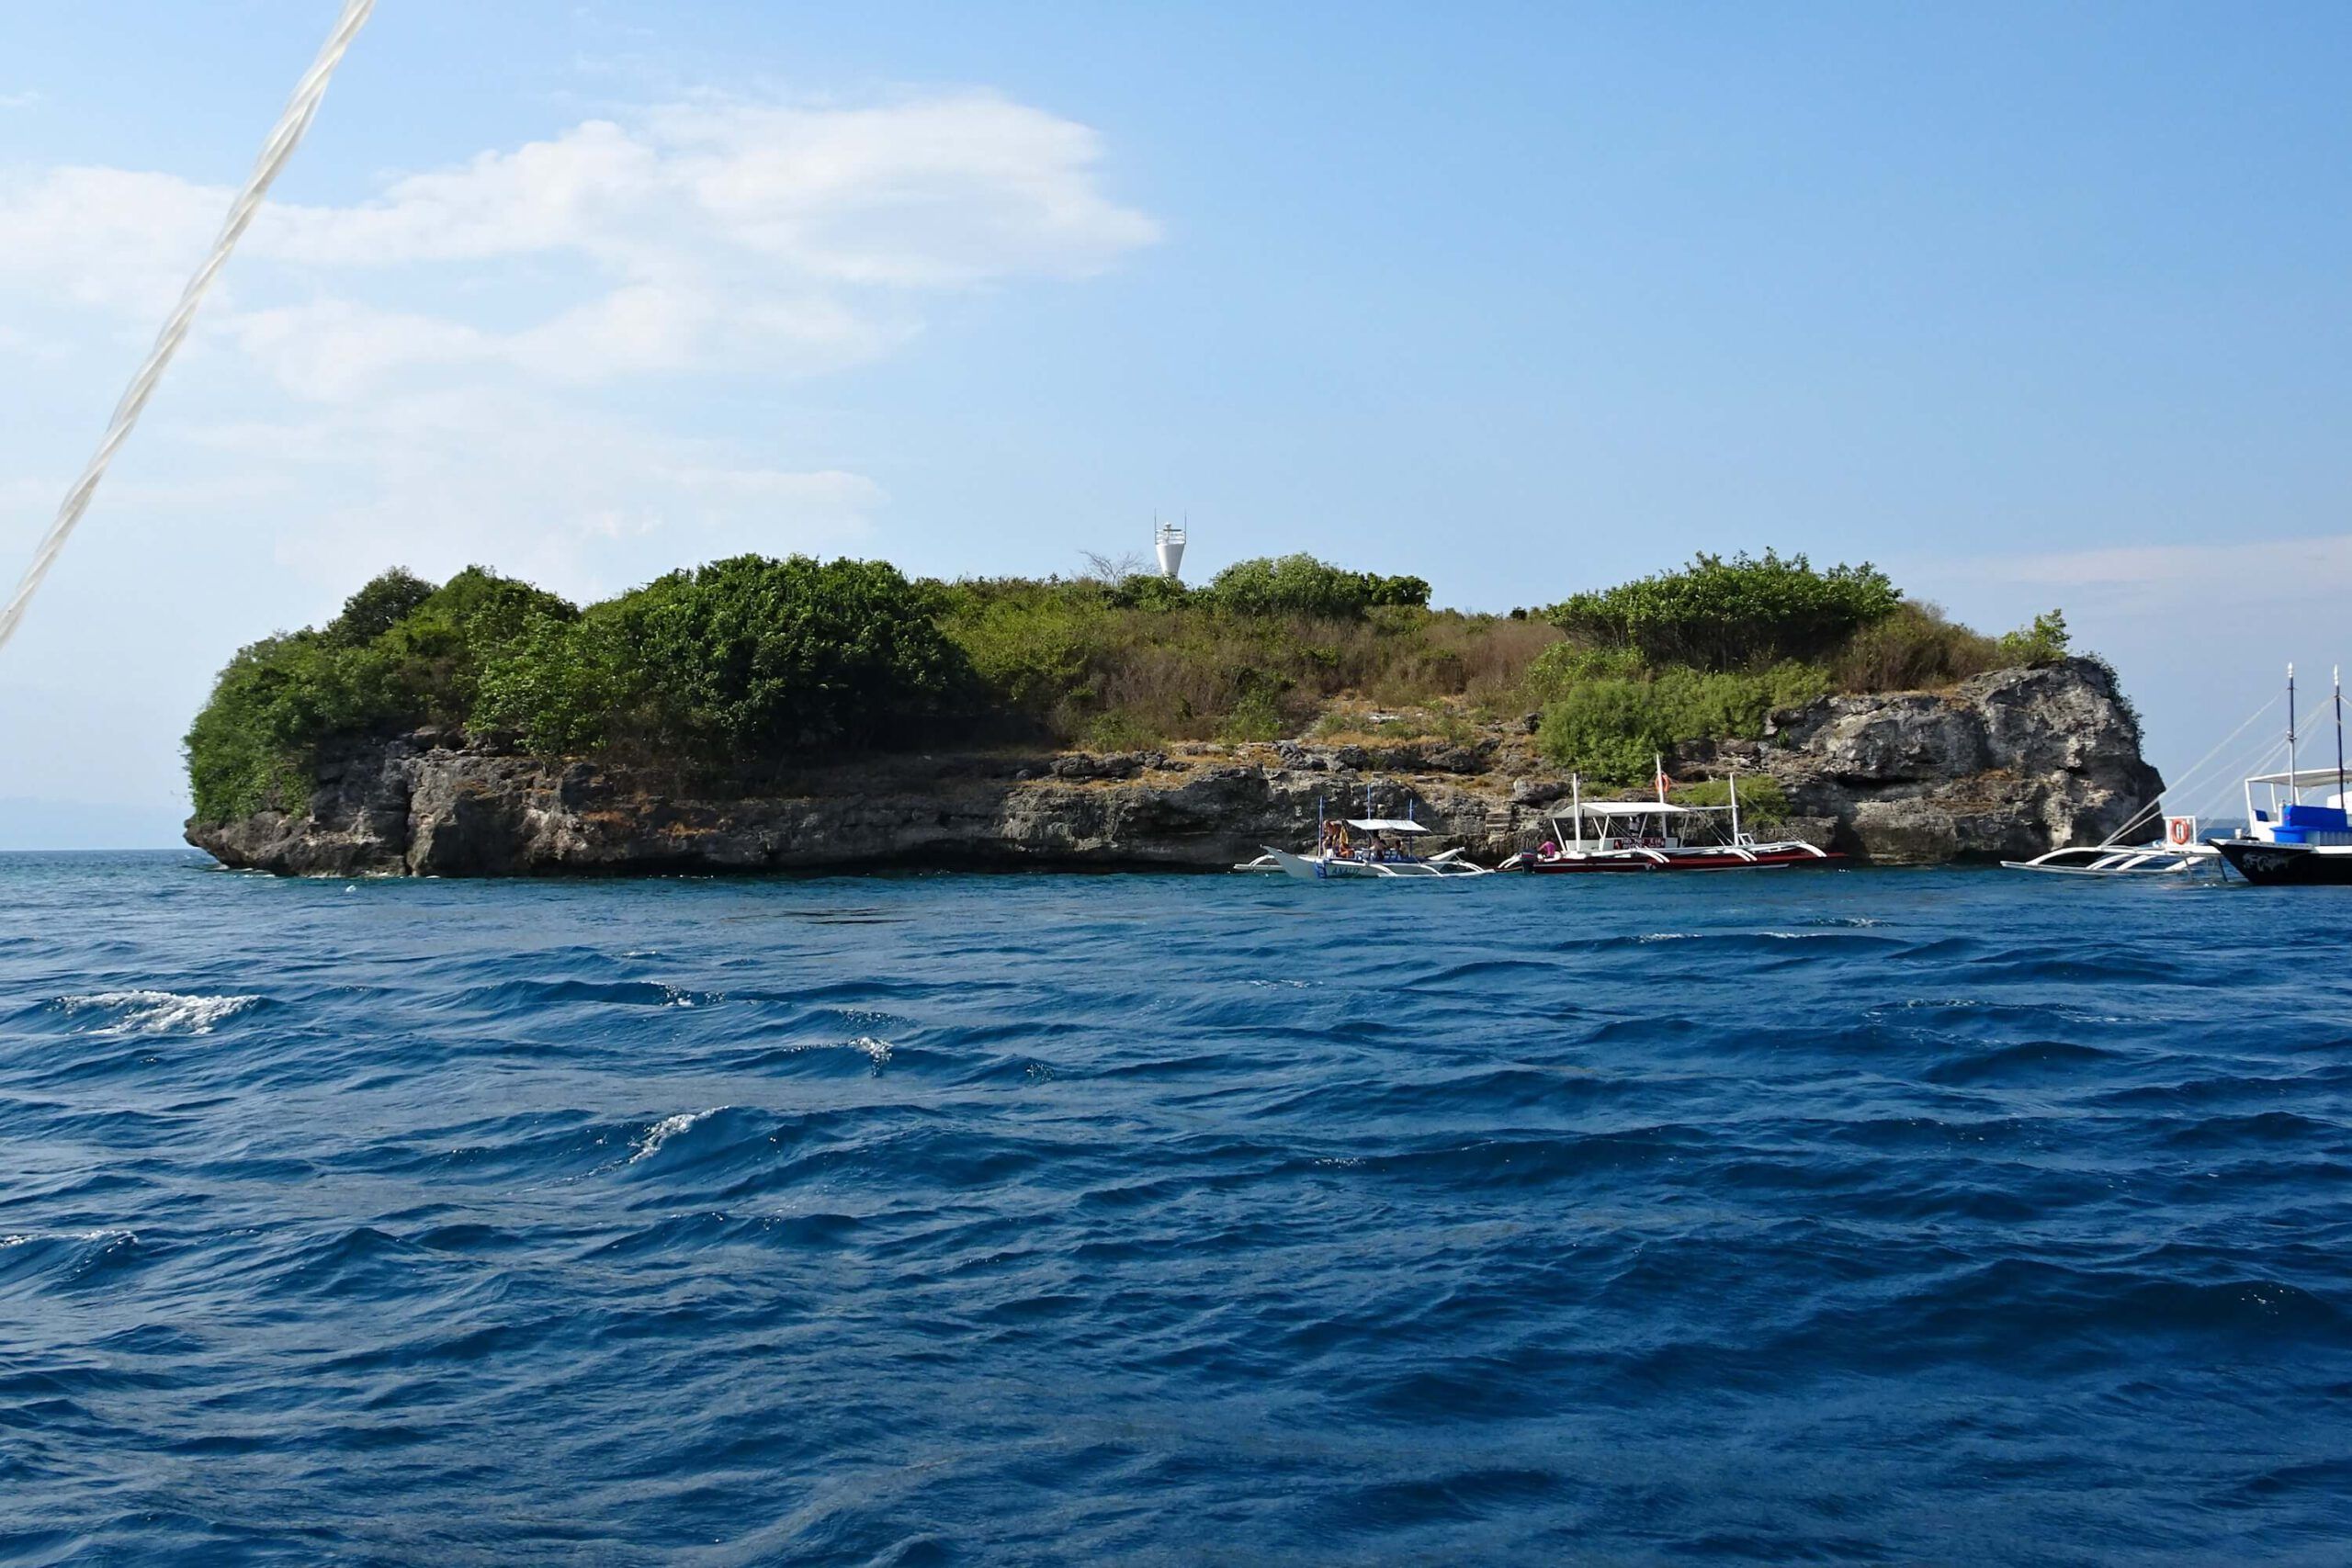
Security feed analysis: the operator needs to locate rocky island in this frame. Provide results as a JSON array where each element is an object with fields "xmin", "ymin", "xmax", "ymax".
[{"xmin": 185, "ymin": 552, "xmax": 2161, "ymax": 875}]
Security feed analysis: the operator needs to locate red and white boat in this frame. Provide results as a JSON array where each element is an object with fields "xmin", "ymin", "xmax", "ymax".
[{"xmin": 1497, "ymin": 766, "xmax": 1841, "ymax": 874}]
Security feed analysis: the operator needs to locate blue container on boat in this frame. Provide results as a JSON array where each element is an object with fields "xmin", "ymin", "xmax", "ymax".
[{"xmin": 2273, "ymin": 804, "xmax": 2348, "ymax": 842}]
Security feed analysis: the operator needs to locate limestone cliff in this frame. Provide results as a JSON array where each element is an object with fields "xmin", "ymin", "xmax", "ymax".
[{"xmin": 187, "ymin": 658, "xmax": 2160, "ymax": 875}]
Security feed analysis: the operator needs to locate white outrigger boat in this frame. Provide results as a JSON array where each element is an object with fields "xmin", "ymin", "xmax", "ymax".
[
  {"xmin": 1235, "ymin": 792, "xmax": 1491, "ymax": 880},
  {"xmin": 2004, "ymin": 667, "xmax": 2323, "ymax": 880},
  {"xmin": 1494, "ymin": 764, "xmax": 1839, "ymax": 874},
  {"xmin": 2001, "ymin": 836, "xmax": 2221, "ymax": 877}
]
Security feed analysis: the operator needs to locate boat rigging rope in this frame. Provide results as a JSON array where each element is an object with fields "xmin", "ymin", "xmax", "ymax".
[
  {"xmin": 0, "ymin": 0, "xmax": 376, "ymax": 657},
  {"xmin": 2095, "ymin": 691, "xmax": 2279, "ymax": 846}
]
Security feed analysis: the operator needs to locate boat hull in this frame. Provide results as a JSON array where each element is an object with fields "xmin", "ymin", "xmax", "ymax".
[
  {"xmin": 1520, "ymin": 848, "xmax": 1842, "ymax": 874},
  {"xmin": 1259, "ymin": 847, "xmax": 1488, "ymax": 880},
  {"xmin": 2215, "ymin": 840, "xmax": 2352, "ymax": 886}
]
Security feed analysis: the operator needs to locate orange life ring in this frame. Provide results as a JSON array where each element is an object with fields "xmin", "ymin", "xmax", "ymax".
[{"xmin": 2165, "ymin": 816, "xmax": 2193, "ymax": 846}]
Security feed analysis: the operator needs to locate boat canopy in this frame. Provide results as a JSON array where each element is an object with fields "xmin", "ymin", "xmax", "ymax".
[
  {"xmin": 1344, "ymin": 818, "xmax": 1430, "ymax": 833},
  {"xmin": 2245, "ymin": 768, "xmax": 2352, "ymax": 790},
  {"xmin": 1549, "ymin": 801, "xmax": 1710, "ymax": 818}
]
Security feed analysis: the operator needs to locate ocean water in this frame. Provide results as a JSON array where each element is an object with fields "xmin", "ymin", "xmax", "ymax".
[{"xmin": 3, "ymin": 852, "xmax": 2350, "ymax": 1565}]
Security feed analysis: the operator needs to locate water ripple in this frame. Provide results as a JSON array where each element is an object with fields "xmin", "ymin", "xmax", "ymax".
[{"xmin": 3, "ymin": 852, "xmax": 2350, "ymax": 1562}]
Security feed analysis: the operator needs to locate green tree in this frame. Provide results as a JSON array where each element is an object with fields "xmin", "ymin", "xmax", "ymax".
[
  {"xmin": 1547, "ymin": 550, "xmax": 1901, "ymax": 669},
  {"xmin": 1204, "ymin": 554, "xmax": 1430, "ymax": 618},
  {"xmin": 609, "ymin": 554, "xmax": 970, "ymax": 755},
  {"xmin": 323, "ymin": 568, "xmax": 437, "ymax": 647},
  {"xmin": 1996, "ymin": 609, "xmax": 2072, "ymax": 666}
]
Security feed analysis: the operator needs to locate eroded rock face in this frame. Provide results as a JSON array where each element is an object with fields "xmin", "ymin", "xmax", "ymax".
[
  {"xmin": 187, "ymin": 658, "xmax": 2161, "ymax": 874},
  {"xmin": 1768, "ymin": 660, "xmax": 2162, "ymax": 863}
]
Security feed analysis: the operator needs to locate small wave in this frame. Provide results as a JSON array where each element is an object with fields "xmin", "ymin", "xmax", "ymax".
[
  {"xmin": 850, "ymin": 1035, "xmax": 893, "ymax": 1069},
  {"xmin": 2, "ymin": 1228, "xmax": 136, "ymax": 1249},
  {"xmin": 629, "ymin": 1107, "xmax": 725, "ymax": 1164},
  {"xmin": 56, "ymin": 990, "xmax": 259, "ymax": 1036}
]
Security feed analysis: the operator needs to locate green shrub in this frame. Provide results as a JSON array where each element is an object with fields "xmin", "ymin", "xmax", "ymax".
[
  {"xmin": 1204, "ymin": 554, "xmax": 1430, "ymax": 618},
  {"xmin": 1536, "ymin": 680, "xmax": 1675, "ymax": 783},
  {"xmin": 1996, "ymin": 609, "xmax": 2072, "ymax": 667},
  {"xmin": 1081, "ymin": 709, "xmax": 1165, "ymax": 751},
  {"xmin": 938, "ymin": 581, "xmax": 1108, "ymax": 719},
  {"xmin": 1106, "ymin": 572, "xmax": 1193, "ymax": 611},
  {"xmin": 324, "ymin": 568, "xmax": 437, "ymax": 647},
  {"xmin": 1535, "ymin": 664, "xmax": 1828, "ymax": 782},
  {"xmin": 1548, "ymin": 549, "xmax": 1901, "ymax": 670},
  {"xmin": 473, "ymin": 610, "xmax": 631, "ymax": 753},
  {"xmin": 1826, "ymin": 601, "xmax": 1999, "ymax": 692},
  {"xmin": 183, "ymin": 631, "xmax": 414, "ymax": 823},
  {"xmin": 594, "ymin": 556, "xmax": 969, "ymax": 755},
  {"xmin": 1521, "ymin": 642, "xmax": 1646, "ymax": 705},
  {"xmin": 1217, "ymin": 689, "xmax": 1287, "ymax": 743},
  {"xmin": 1670, "ymin": 773, "xmax": 1792, "ymax": 827}
]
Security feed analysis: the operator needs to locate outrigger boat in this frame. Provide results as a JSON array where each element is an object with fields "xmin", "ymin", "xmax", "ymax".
[
  {"xmin": 2002, "ymin": 837, "xmax": 2222, "ymax": 877},
  {"xmin": 2005, "ymin": 678, "xmax": 2312, "ymax": 879},
  {"xmin": 1236, "ymin": 790, "xmax": 1491, "ymax": 880},
  {"xmin": 1495, "ymin": 762, "xmax": 1839, "ymax": 874},
  {"xmin": 2212, "ymin": 665, "xmax": 2352, "ymax": 886}
]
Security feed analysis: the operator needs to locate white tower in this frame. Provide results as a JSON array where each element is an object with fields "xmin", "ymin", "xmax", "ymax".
[{"xmin": 1155, "ymin": 519, "xmax": 1187, "ymax": 581}]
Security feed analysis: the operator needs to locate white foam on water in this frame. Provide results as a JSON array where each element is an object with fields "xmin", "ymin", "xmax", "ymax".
[
  {"xmin": 629, "ymin": 1107, "xmax": 723, "ymax": 1164},
  {"xmin": 850, "ymin": 1035, "xmax": 893, "ymax": 1068},
  {"xmin": 60, "ymin": 991, "xmax": 258, "ymax": 1037},
  {"xmin": 2, "ymin": 1228, "xmax": 135, "ymax": 1248}
]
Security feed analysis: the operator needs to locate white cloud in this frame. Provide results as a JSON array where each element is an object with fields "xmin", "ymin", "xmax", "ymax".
[
  {"xmin": 0, "ymin": 166, "xmax": 226, "ymax": 317},
  {"xmin": 0, "ymin": 85, "xmax": 1155, "ymax": 598},
  {"xmin": 0, "ymin": 91, "xmax": 40, "ymax": 111},
  {"xmin": 0, "ymin": 91, "xmax": 1157, "ymax": 399}
]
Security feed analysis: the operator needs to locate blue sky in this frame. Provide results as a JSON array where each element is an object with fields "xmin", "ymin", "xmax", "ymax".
[{"xmin": 3, "ymin": 2, "xmax": 2348, "ymax": 845}]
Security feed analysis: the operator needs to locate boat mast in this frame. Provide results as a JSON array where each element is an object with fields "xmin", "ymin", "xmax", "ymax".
[
  {"xmin": 2337, "ymin": 666, "xmax": 2346, "ymax": 809},
  {"xmin": 2288, "ymin": 663, "xmax": 2298, "ymax": 810},
  {"xmin": 1729, "ymin": 768, "xmax": 1743, "ymax": 844},
  {"xmin": 1572, "ymin": 773, "xmax": 1584, "ymax": 850}
]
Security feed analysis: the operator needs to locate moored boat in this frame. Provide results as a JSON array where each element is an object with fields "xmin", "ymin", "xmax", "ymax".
[
  {"xmin": 2003, "ymin": 836, "xmax": 2222, "ymax": 877},
  {"xmin": 1496, "ymin": 765, "xmax": 1839, "ymax": 874},
  {"xmin": 2211, "ymin": 666, "xmax": 2352, "ymax": 886},
  {"xmin": 1236, "ymin": 790, "xmax": 1491, "ymax": 880}
]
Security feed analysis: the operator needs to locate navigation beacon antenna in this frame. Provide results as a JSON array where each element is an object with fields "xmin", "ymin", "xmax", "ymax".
[{"xmin": 1155, "ymin": 517, "xmax": 1187, "ymax": 581}]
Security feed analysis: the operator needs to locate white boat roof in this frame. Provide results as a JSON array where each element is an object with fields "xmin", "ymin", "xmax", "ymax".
[
  {"xmin": 1548, "ymin": 800, "xmax": 1710, "ymax": 818},
  {"xmin": 1344, "ymin": 818, "xmax": 1430, "ymax": 833},
  {"xmin": 2245, "ymin": 768, "xmax": 2352, "ymax": 789}
]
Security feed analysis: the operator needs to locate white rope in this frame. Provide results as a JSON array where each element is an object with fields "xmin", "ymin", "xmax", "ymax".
[
  {"xmin": 2096, "ymin": 692, "xmax": 2280, "ymax": 847},
  {"xmin": 0, "ymin": 0, "xmax": 376, "ymax": 656}
]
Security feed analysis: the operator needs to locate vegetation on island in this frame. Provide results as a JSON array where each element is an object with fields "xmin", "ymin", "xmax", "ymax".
[{"xmin": 185, "ymin": 547, "xmax": 2080, "ymax": 825}]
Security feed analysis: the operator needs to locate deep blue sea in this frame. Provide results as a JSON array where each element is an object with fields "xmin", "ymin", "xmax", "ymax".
[{"xmin": 4, "ymin": 852, "xmax": 2350, "ymax": 1565}]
